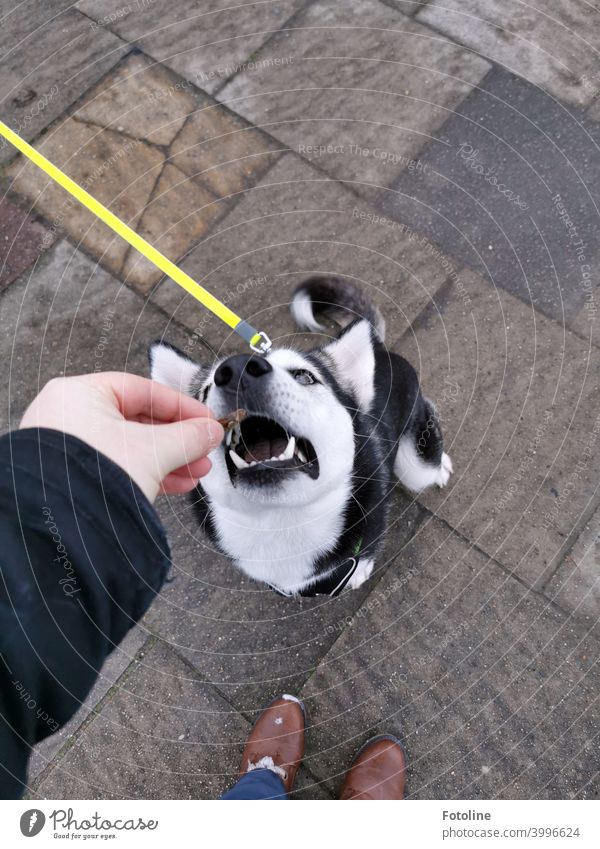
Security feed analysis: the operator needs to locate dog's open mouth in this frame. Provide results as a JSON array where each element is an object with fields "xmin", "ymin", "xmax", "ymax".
[{"xmin": 224, "ymin": 415, "xmax": 319, "ymax": 481}]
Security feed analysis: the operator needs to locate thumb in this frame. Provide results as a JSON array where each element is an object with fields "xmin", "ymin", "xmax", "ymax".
[{"xmin": 149, "ymin": 417, "xmax": 224, "ymax": 479}]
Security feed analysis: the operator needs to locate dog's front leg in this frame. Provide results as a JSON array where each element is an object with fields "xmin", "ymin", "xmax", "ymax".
[{"xmin": 347, "ymin": 557, "xmax": 375, "ymax": 590}]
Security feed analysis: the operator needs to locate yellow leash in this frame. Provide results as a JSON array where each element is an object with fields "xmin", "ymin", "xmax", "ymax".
[{"xmin": 0, "ymin": 120, "xmax": 272, "ymax": 354}]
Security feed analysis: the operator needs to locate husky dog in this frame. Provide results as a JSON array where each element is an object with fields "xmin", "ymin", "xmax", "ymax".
[{"xmin": 149, "ymin": 277, "xmax": 452, "ymax": 598}]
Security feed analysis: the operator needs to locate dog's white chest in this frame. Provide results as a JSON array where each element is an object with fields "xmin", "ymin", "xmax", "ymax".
[{"xmin": 211, "ymin": 494, "xmax": 346, "ymax": 593}]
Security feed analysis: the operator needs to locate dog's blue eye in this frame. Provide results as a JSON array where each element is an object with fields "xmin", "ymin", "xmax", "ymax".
[{"xmin": 291, "ymin": 369, "xmax": 316, "ymax": 385}]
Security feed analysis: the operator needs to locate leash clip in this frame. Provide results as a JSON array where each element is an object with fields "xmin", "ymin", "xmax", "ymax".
[{"xmin": 250, "ymin": 331, "xmax": 272, "ymax": 355}]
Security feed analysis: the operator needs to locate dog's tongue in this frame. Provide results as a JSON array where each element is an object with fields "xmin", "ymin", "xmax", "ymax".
[{"xmin": 244, "ymin": 437, "xmax": 288, "ymax": 463}]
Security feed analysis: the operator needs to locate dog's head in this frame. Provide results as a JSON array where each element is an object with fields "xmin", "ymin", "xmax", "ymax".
[{"xmin": 149, "ymin": 320, "xmax": 377, "ymax": 510}]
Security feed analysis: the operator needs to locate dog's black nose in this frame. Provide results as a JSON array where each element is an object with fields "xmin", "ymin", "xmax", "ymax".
[{"xmin": 214, "ymin": 354, "xmax": 272, "ymax": 388}]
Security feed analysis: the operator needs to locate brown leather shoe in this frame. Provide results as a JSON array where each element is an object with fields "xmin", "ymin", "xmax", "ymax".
[
  {"xmin": 240, "ymin": 695, "xmax": 305, "ymax": 794},
  {"xmin": 340, "ymin": 735, "xmax": 407, "ymax": 799}
]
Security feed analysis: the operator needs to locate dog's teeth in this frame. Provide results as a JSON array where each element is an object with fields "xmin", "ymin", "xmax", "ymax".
[
  {"xmin": 229, "ymin": 450, "xmax": 248, "ymax": 470},
  {"xmin": 229, "ymin": 424, "xmax": 241, "ymax": 447},
  {"xmin": 282, "ymin": 436, "xmax": 295, "ymax": 461},
  {"xmin": 225, "ymin": 429, "xmax": 233, "ymax": 446},
  {"xmin": 297, "ymin": 448, "xmax": 307, "ymax": 464}
]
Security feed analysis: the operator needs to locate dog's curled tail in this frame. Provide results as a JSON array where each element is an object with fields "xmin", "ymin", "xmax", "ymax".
[{"xmin": 290, "ymin": 276, "xmax": 386, "ymax": 341}]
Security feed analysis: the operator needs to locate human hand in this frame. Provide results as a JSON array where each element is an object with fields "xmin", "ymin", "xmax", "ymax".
[{"xmin": 19, "ymin": 372, "xmax": 224, "ymax": 502}]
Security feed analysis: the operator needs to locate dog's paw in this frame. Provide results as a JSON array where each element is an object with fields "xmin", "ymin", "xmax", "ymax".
[
  {"xmin": 435, "ymin": 452, "xmax": 454, "ymax": 488},
  {"xmin": 348, "ymin": 558, "xmax": 374, "ymax": 590}
]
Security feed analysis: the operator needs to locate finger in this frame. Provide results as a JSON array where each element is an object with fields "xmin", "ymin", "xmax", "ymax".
[
  {"xmin": 149, "ymin": 417, "xmax": 224, "ymax": 480},
  {"xmin": 160, "ymin": 458, "xmax": 212, "ymax": 493},
  {"xmin": 160, "ymin": 477, "xmax": 197, "ymax": 495},
  {"xmin": 99, "ymin": 372, "xmax": 215, "ymax": 423},
  {"xmin": 169, "ymin": 457, "xmax": 210, "ymax": 478},
  {"xmin": 159, "ymin": 476, "xmax": 199, "ymax": 495}
]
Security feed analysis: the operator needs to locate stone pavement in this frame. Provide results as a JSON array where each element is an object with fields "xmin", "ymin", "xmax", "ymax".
[{"xmin": 0, "ymin": 0, "xmax": 598, "ymax": 799}]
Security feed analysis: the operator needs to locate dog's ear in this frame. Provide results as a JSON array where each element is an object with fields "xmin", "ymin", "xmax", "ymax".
[
  {"xmin": 321, "ymin": 319, "xmax": 376, "ymax": 412},
  {"xmin": 148, "ymin": 341, "xmax": 204, "ymax": 395}
]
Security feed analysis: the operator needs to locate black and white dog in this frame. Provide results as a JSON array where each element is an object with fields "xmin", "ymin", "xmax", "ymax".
[{"xmin": 149, "ymin": 277, "xmax": 452, "ymax": 598}]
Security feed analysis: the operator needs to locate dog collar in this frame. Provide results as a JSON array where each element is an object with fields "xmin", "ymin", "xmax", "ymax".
[
  {"xmin": 268, "ymin": 538, "xmax": 364, "ymax": 599},
  {"xmin": 299, "ymin": 556, "xmax": 359, "ymax": 597}
]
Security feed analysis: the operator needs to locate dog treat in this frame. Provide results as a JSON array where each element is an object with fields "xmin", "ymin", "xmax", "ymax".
[{"xmin": 217, "ymin": 409, "xmax": 246, "ymax": 431}]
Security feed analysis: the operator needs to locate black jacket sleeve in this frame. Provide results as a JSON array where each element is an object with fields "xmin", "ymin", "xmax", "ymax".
[{"xmin": 0, "ymin": 428, "xmax": 171, "ymax": 799}]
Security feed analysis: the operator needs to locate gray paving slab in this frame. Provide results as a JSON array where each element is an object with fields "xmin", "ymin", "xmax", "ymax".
[
  {"xmin": 391, "ymin": 267, "xmax": 599, "ymax": 587},
  {"xmin": 299, "ymin": 513, "xmax": 600, "ymax": 799},
  {"xmin": 169, "ymin": 95, "xmax": 283, "ymax": 203},
  {"xmin": 0, "ymin": 5, "xmax": 127, "ymax": 164},
  {"xmin": 218, "ymin": 0, "xmax": 490, "ymax": 186},
  {"xmin": 27, "ymin": 627, "xmax": 148, "ymax": 784},
  {"xmin": 121, "ymin": 162, "xmax": 225, "ymax": 293},
  {"xmin": 417, "ymin": 0, "xmax": 600, "ymax": 108},
  {"xmin": 32, "ymin": 639, "xmax": 251, "ymax": 799},
  {"xmin": 150, "ymin": 153, "xmax": 456, "ymax": 354},
  {"xmin": 587, "ymin": 91, "xmax": 600, "ymax": 122},
  {"xmin": 380, "ymin": 67, "xmax": 600, "ymax": 341},
  {"xmin": 0, "ymin": 239, "xmax": 207, "ymax": 431},
  {"xmin": 0, "ymin": 0, "xmax": 72, "ymax": 17},
  {"xmin": 73, "ymin": 51, "xmax": 197, "ymax": 146},
  {"xmin": 141, "ymin": 489, "xmax": 423, "ymax": 712},
  {"xmin": 545, "ymin": 506, "xmax": 600, "ymax": 633},
  {"xmin": 76, "ymin": 0, "xmax": 303, "ymax": 96},
  {"xmin": 383, "ymin": 0, "xmax": 432, "ymax": 17},
  {"xmin": 0, "ymin": 196, "xmax": 54, "ymax": 291},
  {"xmin": 32, "ymin": 638, "xmax": 329, "ymax": 799}
]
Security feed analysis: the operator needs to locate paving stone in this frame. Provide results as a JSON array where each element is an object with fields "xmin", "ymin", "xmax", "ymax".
[
  {"xmin": 141, "ymin": 489, "xmax": 423, "ymax": 713},
  {"xmin": 121, "ymin": 163, "xmax": 224, "ymax": 293},
  {"xmin": 170, "ymin": 98, "xmax": 283, "ymax": 201},
  {"xmin": 0, "ymin": 4, "xmax": 126, "ymax": 164},
  {"xmin": 150, "ymin": 154, "xmax": 454, "ymax": 354},
  {"xmin": 0, "ymin": 0, "xmax": 72, "ymax": 15},
  {"xmin": 0, "ymin": 197, "xmax": 54, "ymax": 291},
  {"xmin": 32, "ymin": 640, "xmax": 251, "ymax": 799},
  {"xmin": 0, "ymin": 239, "xmax": 203, "ymax": 432},
  {"xmin": 27, "ymin": 627, "xmax": 148, "ymax": 784},
  {"xmin": 76, "ymin": 0, "xmax": 303, "ymax": 96},
  {"xmin": 74, "ymin": 52, "xmax": 197, "ymax": 146},
  {"xmin": 587, "ymin": 91, "xmax": 600, "ymax": 121},
  {"xmin": 7, "ymin": 118, "xmax": 164, "ymax": 273},
  {"xmin": 383, "ymin": 0, "xmax": 432, "ymax": 16},
  {"xmin": 545, "ymin": 506, "xmax": 600, "ymax": 632},
  {"xmin": 299, "ymin": 514, "xmax": 600, "ymax": 799},
  {"xmin": 380, "ymin": 68, "xmax": 600, "ymax": 341},
  {"xmin": 293, "ymin": 768, "xmax": 333, "ymax": 799},
  {"xmin": 418, "ymin": 0, "xmax": 600, "ymax": 107},
  {"xmin": 218, "ymin": 0, "xmax": 490, "ymax": 186},
  {"xmin": 391, "ymin": 268, "xmax": 599, "ymax": 587},
  {"xmin": 32, "ymin": 636, "xmax": 330, "ymax": 799}
]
